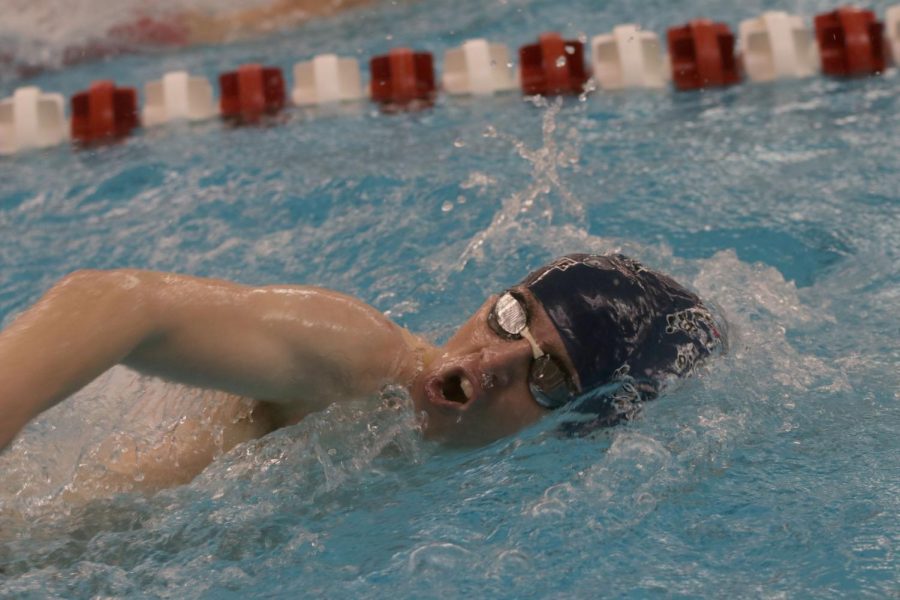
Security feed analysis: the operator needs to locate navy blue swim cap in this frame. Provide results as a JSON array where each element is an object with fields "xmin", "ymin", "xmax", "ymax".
[{"xmin": 520, "ymin": 253, "xmax": 723, "ymax": 404}]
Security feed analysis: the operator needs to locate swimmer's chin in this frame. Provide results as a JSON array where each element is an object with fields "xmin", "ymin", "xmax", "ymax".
[
  {"xmin": 409, "ymin": 384, "xmax": 463, "ymax": 445},
  {"xmin": 410, "ymin": 396, "xmax": 494, "ymax": 447},
  {"xmin": 409, "ymin": 379, "xmax": 445, "ymax": 440}
]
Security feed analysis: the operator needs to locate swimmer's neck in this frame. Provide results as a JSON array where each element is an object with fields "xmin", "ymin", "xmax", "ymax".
[{"xmin": 400, "ymin": 329, "xmax": 442, "ymax": 380}]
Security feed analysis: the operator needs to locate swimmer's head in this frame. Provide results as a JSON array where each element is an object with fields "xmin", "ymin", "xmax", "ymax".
[{"xmin": 411, "ymin": 253, "xmax": 721, "ymax": 445}]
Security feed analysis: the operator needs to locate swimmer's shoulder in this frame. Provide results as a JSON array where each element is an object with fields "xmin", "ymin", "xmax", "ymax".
[{"xmin": 268, "ymin": 284, "xmax": 433, "ymax": 385}]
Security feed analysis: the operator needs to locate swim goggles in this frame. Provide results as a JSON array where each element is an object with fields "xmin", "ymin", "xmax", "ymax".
[{"xmin": 487, "ymin": 292, "xmax": 578, "ymax": 410}]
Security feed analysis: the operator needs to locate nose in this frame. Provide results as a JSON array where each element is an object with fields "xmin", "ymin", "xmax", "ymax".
[{"xmin": 478, "ymin": 339, "xmax": 534, "ymax": 388}]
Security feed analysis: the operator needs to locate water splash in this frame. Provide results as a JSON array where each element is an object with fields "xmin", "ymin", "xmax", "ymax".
[{"xmin": 456, "ymin": 97, "xmax": 586, "ymax": 270}]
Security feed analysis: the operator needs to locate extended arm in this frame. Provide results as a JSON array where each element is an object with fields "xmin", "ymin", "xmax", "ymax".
[
  {"xmin": 0, "ymin": 269, "xmax": 420, "ymax": 451},
  {"xmin": 186, "ymin": 0, "xmax": 377, "ymax": 43}
]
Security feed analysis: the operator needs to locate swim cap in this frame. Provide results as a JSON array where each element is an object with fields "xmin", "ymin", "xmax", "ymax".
[{"xmin": 520, "ymin": 253, "xmax": 723, "ymax": 404}]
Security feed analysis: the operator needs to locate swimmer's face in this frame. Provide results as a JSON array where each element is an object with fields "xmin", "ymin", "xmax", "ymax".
[{"xmin": 410, "ymin": 288, "xmax": 579, "ymax": 446}]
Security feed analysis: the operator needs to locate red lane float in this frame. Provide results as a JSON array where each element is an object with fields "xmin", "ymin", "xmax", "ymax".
[
  {"xmin": 814, "ymin": 7, "xmax": 886, "ymax": 77},
  {"xmin": 218, "ymin": 64, "xmax": 286, "ymax": 122},
  {"xmin": 519, "ymin": 33, "xmax": 588, "ymax": 95},
  {"xmin": 369, "ymin": 48, "xmax": 436, "ymax": 108},
  {"xmin": 70, "ymin": 81, "xmax": 138, "ymax": 143},
  {"xmin": 667, "ymin": 20, "xmax": 741, "ymax": 90}
]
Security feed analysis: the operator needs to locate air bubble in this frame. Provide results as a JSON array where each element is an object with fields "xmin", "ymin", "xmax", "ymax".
[
  {"xmin": 556, "ymin": 56, "xmax": 567, "ymax": 68},
  {"xmin": 441, "ymin": 201, "xmax": 454, "ymax": 212},
  {"xmin": 453, "ymin": 139, "xmax": 466, "ymax": 148},
  {"xmin": 481, "ymin": 373, "xmax": 495, "ymax": 389}
]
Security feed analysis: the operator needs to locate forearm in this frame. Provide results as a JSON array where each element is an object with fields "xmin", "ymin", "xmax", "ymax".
[
  {"xmin": 184, "ymin": 0, "xmax": 377, "ymax": 44},
  {"xmin": 0, "ymin": 270, "xmax": 155, "ymax": 450}
]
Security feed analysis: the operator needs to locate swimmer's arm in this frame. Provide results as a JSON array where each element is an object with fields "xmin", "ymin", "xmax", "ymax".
[
  {"xmin": 0, "ymin": 269, "xmax": 420, "ymax": 451},
  {"xmin": 182, "ymin": 0, "xmax": 377, "ymax": 44}
]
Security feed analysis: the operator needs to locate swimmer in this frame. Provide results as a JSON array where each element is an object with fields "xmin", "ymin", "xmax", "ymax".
[
  {"xmin": 105, "ymin": 0, "xmax": 380, "ymax": 48},
  {"xmin": 0, "ymin": 254, "xmax": 724, "ymax": 494},
  {"xmin": 5, "ymin": 0, "xmax": 378, "ymax": 77}
]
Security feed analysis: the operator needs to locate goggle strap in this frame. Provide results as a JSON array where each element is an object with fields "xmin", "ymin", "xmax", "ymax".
[{"xmin": 520, "ymin": 327, "xmax": 544, "ymax": 360}]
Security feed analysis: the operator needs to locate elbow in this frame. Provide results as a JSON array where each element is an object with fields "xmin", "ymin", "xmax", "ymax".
[
  {"xmin": 52, "ymin": 269, "xmax": 151, "ymax": 319},
  {"xmin": 56, "ymin": 269, "xmax": 146, "ymax": 296},
  {"xmin": 56, "ymin": 269, "xmax": 101, "ymax": 287}
]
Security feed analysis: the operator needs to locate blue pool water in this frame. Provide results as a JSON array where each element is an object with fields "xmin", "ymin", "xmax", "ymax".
[{"xmin": 1, "ymin": 0, "xmax": 898, "ymax": 597}]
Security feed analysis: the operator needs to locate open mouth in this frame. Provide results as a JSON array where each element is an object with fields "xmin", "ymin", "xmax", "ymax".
[
  {"xmin": 441, "ymin": 372, "xmax": 475, "ymax": 404},
  {"xmin": 427, "ymin": 368, "xmax": 477, "ymax": 408}
]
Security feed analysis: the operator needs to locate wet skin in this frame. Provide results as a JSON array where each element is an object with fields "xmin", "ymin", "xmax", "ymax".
[
  {"xmin": 410, "ymin": 288, "xmax": 581, "ymax": 446},
  {"xmin": 0, "ymin": 269, "xmax": 584, "ymax": 498}
]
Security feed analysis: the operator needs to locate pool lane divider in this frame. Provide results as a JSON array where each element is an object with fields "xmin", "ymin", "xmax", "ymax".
[
  {"xmin": 739, "ymin": 12, "xmax": 819, "ymax": 82},
  {"xmin": 369, "ymin": 48, "xmax": 436, "ymax": 109},
  {"xmin": 142, "ymin": 71, "xmax": 217, "ymax": 126},
  {"xmin": 292, "ymin": 54, "xmax": 364, "ymax": 105},
  {"xmin": 667, "ymin": 20, "xmax": 741, "ymax": 91},
  {"xmin": 591, "ymin": 25, "xmax": 668, "ymax": 90},
  {"xmin": 519, "ymin": 33, "xmax": 589, "ymax": 95},
  {"xmin": 442, "ymin": 39, "xmax": 517, "ymax": 96},
  {"xmin": 70, "ymin": 81, "xmax": 138, "ymax": 144},
  {"xmin": 218, "ymin": 64, "xmax": 286, "ymax": 122},
  {"xmin": 815, "ymin": 7, "xmax": 887, "ymax": 76},
  {"xmin": 0, "ymin": 86, "xmax": 68, "ymax": 155},
  {"xmin": 1, "ymin": 4, "xmax": 899, "ymax": 155},
  {"xmin": 888, "ymin": 6, "xmax": 900, "ymax": 64}
]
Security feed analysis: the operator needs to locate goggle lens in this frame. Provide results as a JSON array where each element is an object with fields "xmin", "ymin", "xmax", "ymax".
[{"xmin": 492, "ymin": 292, "xmax": 527, "ymax": 336}]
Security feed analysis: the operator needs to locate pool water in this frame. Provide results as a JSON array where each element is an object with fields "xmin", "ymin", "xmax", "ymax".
[{"xmin": 1, "ymin": 0, "xmax": 898, "ymax": 597}]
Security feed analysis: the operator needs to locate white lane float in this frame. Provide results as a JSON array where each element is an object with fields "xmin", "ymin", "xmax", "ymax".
[
  {"xmin": 292, "ymin": 54, "xmax": 363, "ymax": 106},
  {"xmin": 739, "ymin": 11, "xmax": 819, "ymax": 82},
  {"xmin": 442, "ymin": 39, "xmax": 517, "ymax": 96},
  {"xmin": 0, "ymin": 86, "xmax": 68, "ymax": 155},
  {"xmin": 887, "ymin": 5, "xmax": 900, "ymax": 66},
  {"xmin": 590, "ymin": 25, "xmax": 668, "ymax": 90},
  {"xmin": 142, "ymin": 71, "xmax": 217, "ymax": 127}
]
